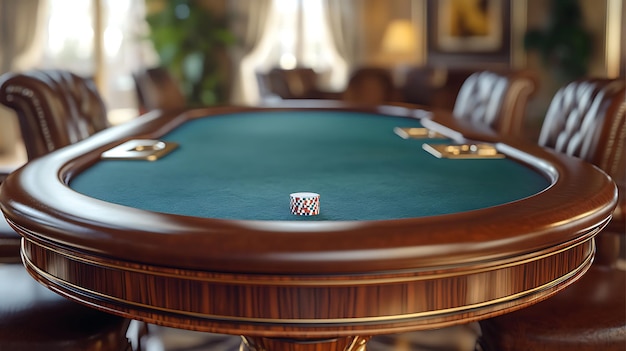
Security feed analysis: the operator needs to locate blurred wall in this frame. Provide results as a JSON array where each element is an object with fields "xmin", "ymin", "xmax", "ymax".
[
  {"xmin": 136, "ymin": 0, "xmax": 624, "ymax": 129},
  {"xmin": 356, "ymin": 0, "xmax": 620, "ymax": 137},
  {"xmin": 524, "ymin": 0, "xmax": 620, "ymax": 133},
  {"xmin": 357, "ymin": 0, "xmax": 424, "ymax": 67}
]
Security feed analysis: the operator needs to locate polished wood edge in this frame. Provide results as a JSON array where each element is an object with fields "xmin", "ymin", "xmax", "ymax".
[
  {"xmin": 21, "ymin": 235, "xmax": 595, "ymax": 336},
  {"xmin": 0, "ymin": 104, "xmax": 618, "ymax": 274},
  {"xmin": 19, "ymin": 224, "xmax": 602, "ymax": 285}
]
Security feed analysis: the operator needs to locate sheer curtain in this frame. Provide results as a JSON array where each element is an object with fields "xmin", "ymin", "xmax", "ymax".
[
  {"xmin": 228, "ymin": 0, "xmax": 272, "ymax": 105},
  {"xmin": 38, "ymin": 0, "xmax": 156, "ymax": 119},
  {"xmin": 235, "ymin": 0, "xmax": 349, "ymax": 105},
  {"xmin": 0, "ymin": 0, "xmax": 45, "ymax": 73},
  {"xmin": 0, "ymin": 0, "xmax": 45, "ymax": 159},
  {"xmin": 324, "ymin": 0, "xmax": 359, "ymax": 76}
]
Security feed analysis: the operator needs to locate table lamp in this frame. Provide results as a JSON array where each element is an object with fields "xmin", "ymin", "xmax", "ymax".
[{"xmin": 380, "ymin": 19, "xmax": 418, "ymax": 85}]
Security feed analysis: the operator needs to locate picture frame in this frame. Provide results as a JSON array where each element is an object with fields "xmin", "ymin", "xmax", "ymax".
[
  {"xmin": 435, "ymin": 0, "xmax": 503, "ymax": 53},
  {"xmin": 425, "ymin": 0, "xmax": 524, "ymax": 68}
]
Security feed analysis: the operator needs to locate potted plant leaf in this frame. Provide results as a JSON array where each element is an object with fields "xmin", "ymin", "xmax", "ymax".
[
  {"xmin": 145, "ymin": 0, "xmax": 236, "ymax": 106},
  {"xmin": 524, "ymin": 0, "xmax": 592, "ymax": 82}
]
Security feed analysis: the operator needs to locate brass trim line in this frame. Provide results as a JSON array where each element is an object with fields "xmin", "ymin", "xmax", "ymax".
[
  {"xmin": 23, "ymin": 242, "xmax": 594, "ymax": 325},
  {"xmin": 21, "ymin": 233, "xmax": 596, "ymax": 286}
]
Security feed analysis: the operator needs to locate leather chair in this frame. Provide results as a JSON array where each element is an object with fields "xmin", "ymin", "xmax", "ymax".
[
  {"xmin": 0, "ymin": 217, "xmax": 19, "ymax": 263},
  {"xmin": 402, "ymin": 66, "xmax": 474, "ymax": 108},
  {"xmin": 401, "ymin": 66, "xmax": 443, "ymax": 107},
  {"xmin": 132, "ymin": 66, "xmax": 187, "ymax": 114},
  {"xmin": 0, "ymin": 69, "xmax": 109, "ymax": 160},
  {"xmin": 478, "ymin": 78, "xmax": 626, "ymax": 351},
  {"xmin": 342, "ymin": 67, "xmax": 398, "ymax": 104},
  {"xmin": 0, "ymin": 69, "xmax": 136, "ymax": 350},
  {"xmin": 452, "ymin": 70, "xmax": 537, "ymax": 138},
  {"xmin": 0, "ymin": 264, "xmax": 134, "ymax": 351},
  {"xmin": 0, "ymin": 69, "xmax": 112, "ymax": 261},
  {"xmin": 263, "ymin": 67, "xmax": 322, "ymax": 100}
]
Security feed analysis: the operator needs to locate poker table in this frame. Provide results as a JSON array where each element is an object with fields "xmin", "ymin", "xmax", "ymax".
[{"xmin": 0, "ymin": 104, "xmax": 617, "ymax": 351}]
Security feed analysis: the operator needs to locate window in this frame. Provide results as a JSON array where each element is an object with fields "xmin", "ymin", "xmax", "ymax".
[
  {"xmin": 240, "ymin": 0, "xmax": 348, "ymax": 104},
  {"xmin": 37, "ymin": 0, "xmax": 348, "ymax": 108},
  {"xmin": 40, "ymin": 0, "xmax": 157, "ymax": 122}
]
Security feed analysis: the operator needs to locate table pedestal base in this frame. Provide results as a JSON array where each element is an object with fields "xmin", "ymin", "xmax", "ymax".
[{"xmin": 241, "ymin": 336, "xmax": 370, "ymax": 351}]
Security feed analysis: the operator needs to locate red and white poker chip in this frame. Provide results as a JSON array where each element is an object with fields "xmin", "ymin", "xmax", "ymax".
[{"xmin": 290, "ymin": 192, "xmax": 320, "ymax": 216}]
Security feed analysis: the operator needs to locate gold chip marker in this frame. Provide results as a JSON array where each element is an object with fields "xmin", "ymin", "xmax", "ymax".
[
  {"xmin": 393, "ymin": 127, "xmax": 446, "ymax": 139},
  {"xmin": 422, "ymin": 143, "xmax": 505, "ymax": 159},
  {"xmin": 101, "ymin": 139, "xmax": 178, "ymax": 161}
]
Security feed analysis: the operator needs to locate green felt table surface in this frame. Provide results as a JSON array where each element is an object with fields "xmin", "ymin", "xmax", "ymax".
[{"xmin": 70, "ymin": 111, "xmax": 550, "ymax": 221}]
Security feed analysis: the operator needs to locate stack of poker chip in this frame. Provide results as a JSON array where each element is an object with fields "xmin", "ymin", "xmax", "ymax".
[{"xmin": 289, "ymin": 192, "xmax": 320, "ymax": 216}]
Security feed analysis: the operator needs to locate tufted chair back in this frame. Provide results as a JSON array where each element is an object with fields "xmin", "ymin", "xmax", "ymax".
[
  {"xmin": 453, "ymin": 70, "xmax": 537, "ymax": 138},
  {"xmin": 0, "ymin": 69, "xmax": 109, "ymax": 160},
  {"xmin": 538, "ymin": 79, "xmax": 625, "ymax": 165},
  {"xmin": 0, "ymin": 69, "xmax": 110, "ymax": 261},
  {"xmin": 0, "ymin": 70, "xmax": 140, "ymax": 351},
  {"xmin": 477, "ymin": 78, "xmax": 626, "ymax": 351},
  {"xmin": 539, "ymin": 78, "xmax": 626, "ymax": 233}
]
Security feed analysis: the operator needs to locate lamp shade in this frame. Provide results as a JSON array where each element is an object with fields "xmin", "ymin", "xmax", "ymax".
[{"xmin": 380, "ymin": 20, "xmax": 417, "ymax": 55}]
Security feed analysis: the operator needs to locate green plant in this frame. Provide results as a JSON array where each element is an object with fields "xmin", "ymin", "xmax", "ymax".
[
  {"xmin": 145, "ymin": 0, "xmax": 236, "ymax": 106},
  {"xmin": 524, "ymin": 0, "xmax": 592, "ymax": 82}
]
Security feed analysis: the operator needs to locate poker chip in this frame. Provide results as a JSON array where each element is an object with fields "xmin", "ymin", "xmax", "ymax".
[{"xmin": 290, "ymin": 192, "xmax": 320, "ymax": 216}]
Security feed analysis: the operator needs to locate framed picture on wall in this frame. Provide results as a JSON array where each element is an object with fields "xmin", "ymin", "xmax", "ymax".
[
  {"xmin": 435, "ymin": 0, "xmax": 503, "ymax": 53},
  {"xmin": 426, "ymin": 0, "xmax": 524, "ymax": 68}
]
